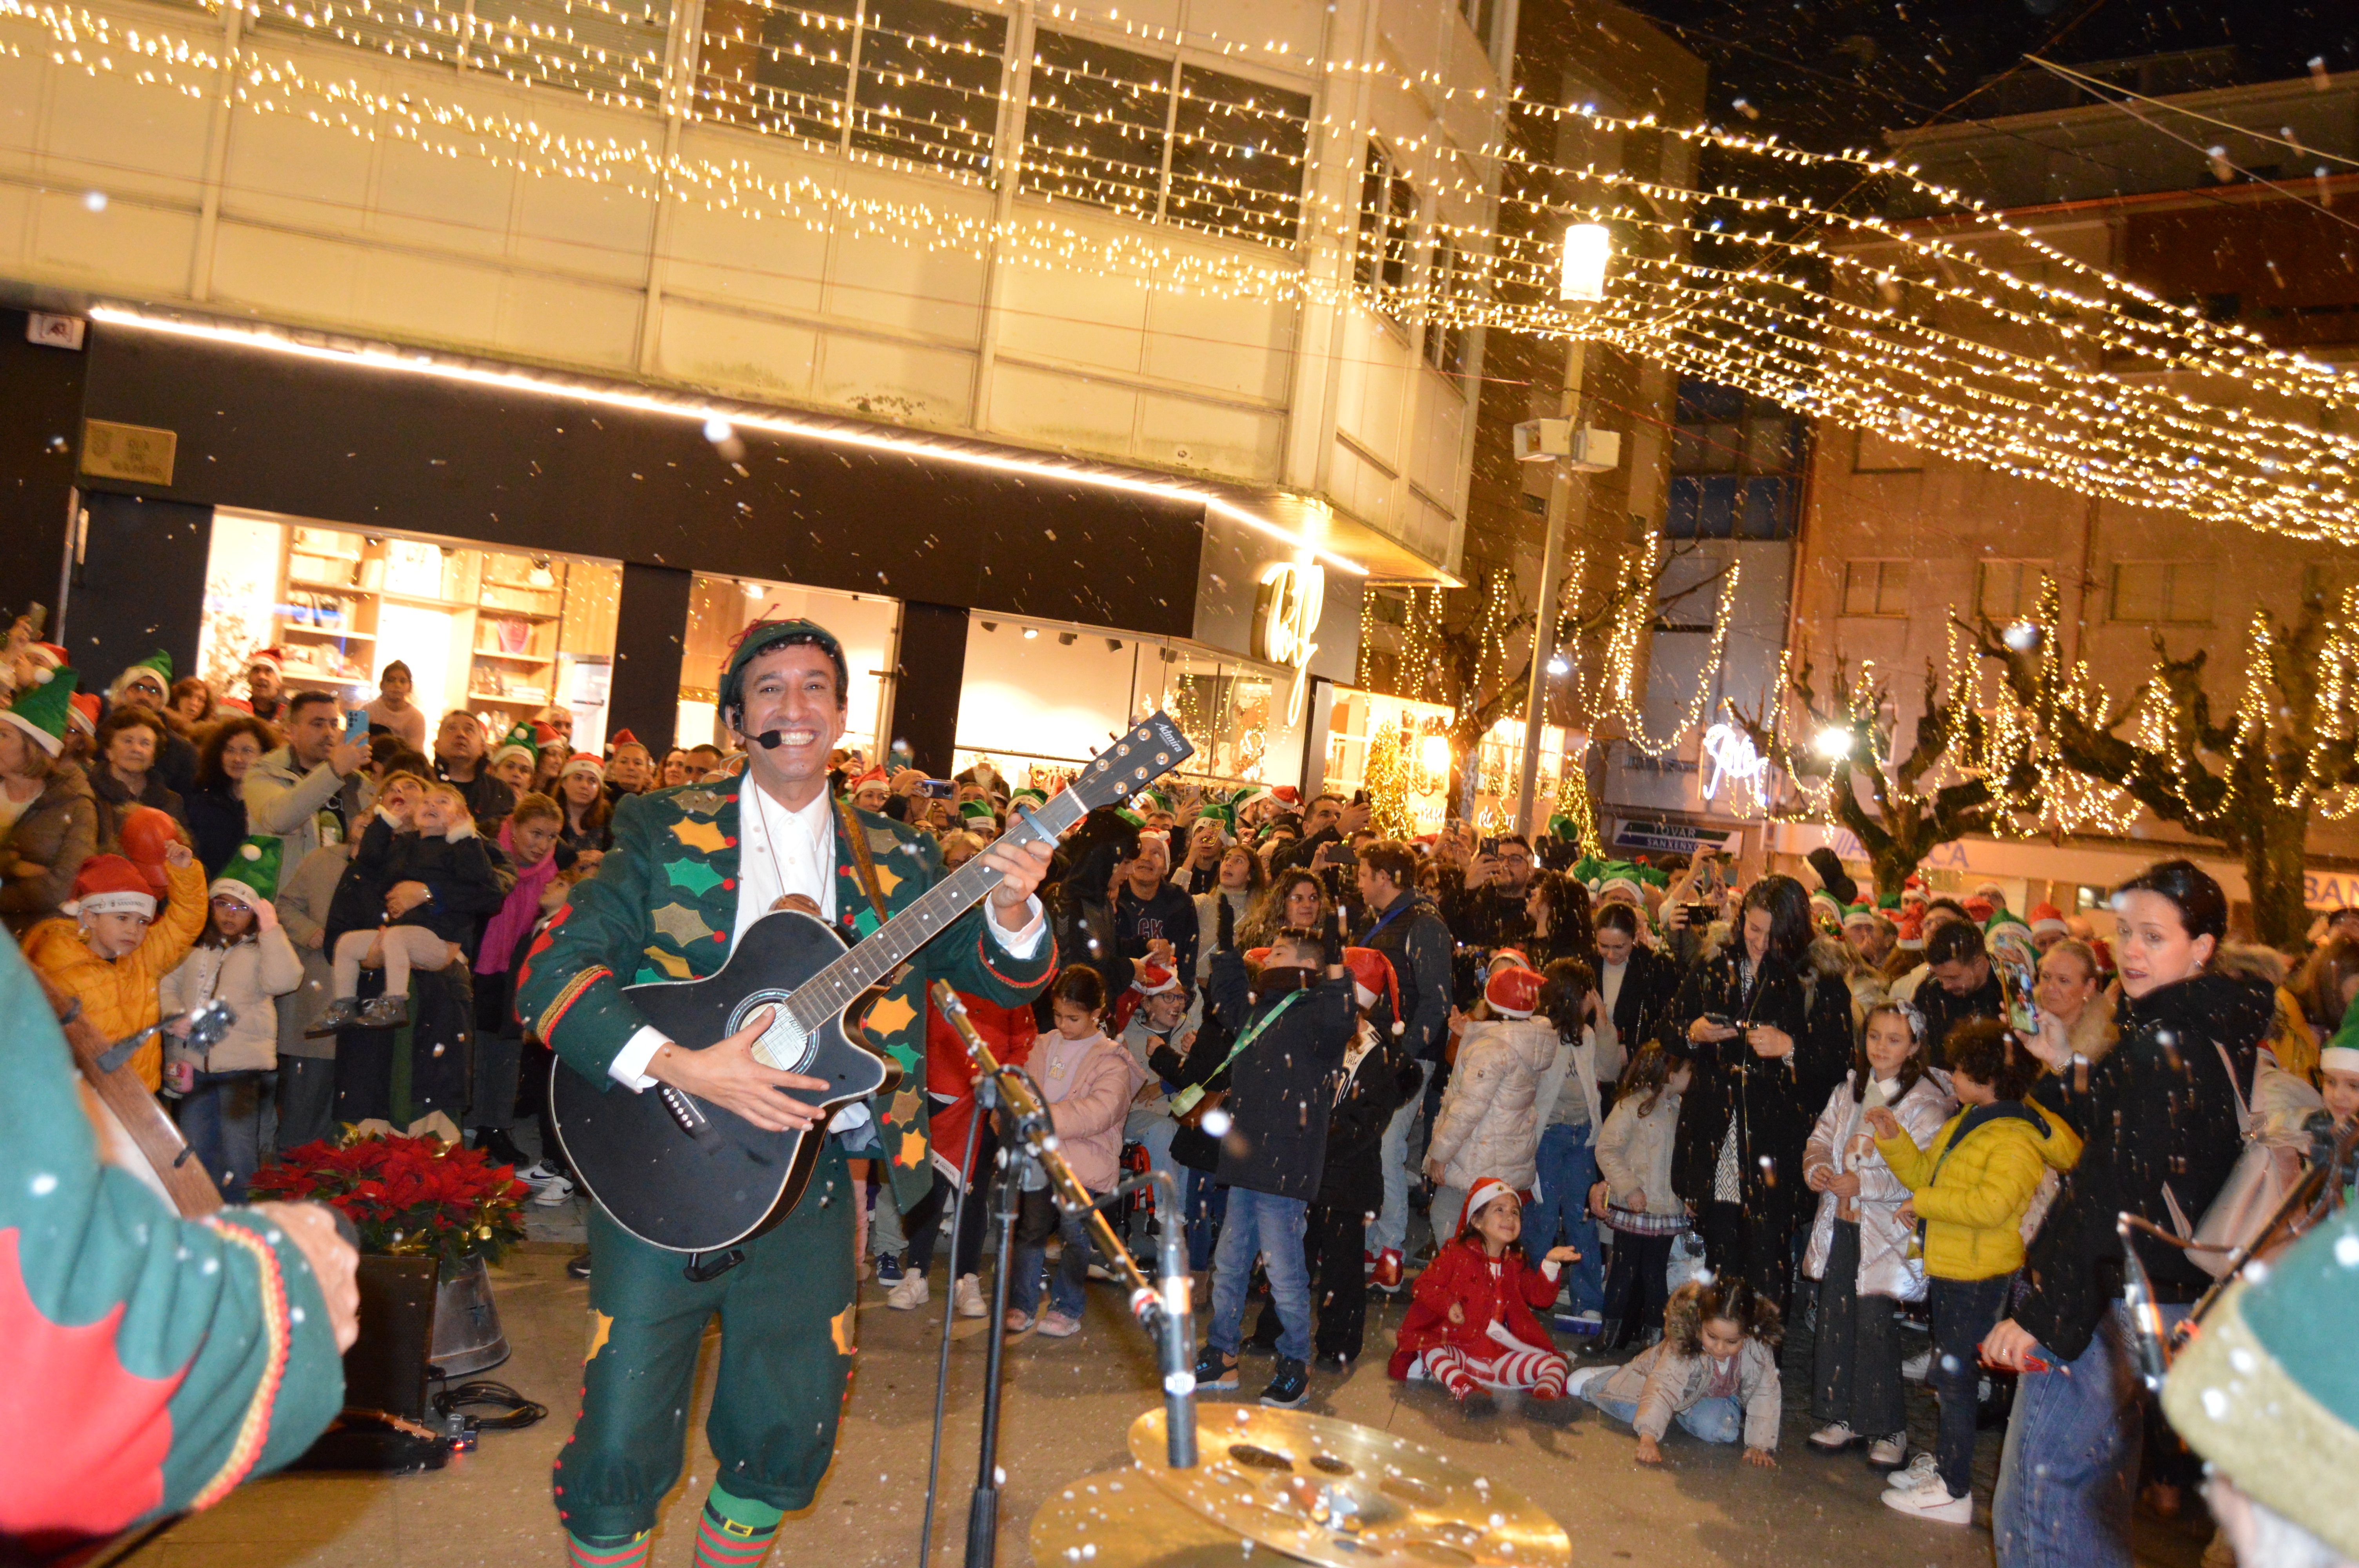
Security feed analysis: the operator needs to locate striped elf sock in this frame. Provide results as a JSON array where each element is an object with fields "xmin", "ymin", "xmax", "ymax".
[
  {"xmin": 566, "ymin": 1533, "xmax": 651, "ymax": 1568},
  {"xmin": 695, "ymin": 1484, "xmax": 785, "ymax": 1568}
]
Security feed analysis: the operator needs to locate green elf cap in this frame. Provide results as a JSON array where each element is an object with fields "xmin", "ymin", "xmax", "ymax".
[
  {"xmin": 718, "ymin": 618, "xmax": 848, "ymax": 721},
  {"xmin": 1136, "ymin": 788, "xmax": 1170, "ymax": 813},
  {"xmin": 2161, "ymin": 1200, "xmax": 2359, "ymax": 1562},
  {"xmin": 959, "ymin": 800, "xmax": 996, "ymax": 823},
  {"xmin": 1198, "ymin": 802, "xmax": 1237, "ymax": 834},
  {"xmin": 1116, "ymin": 808, "xmax": 1146, "ymax": 828},
  {"xmin": 1877, "ymin": 891, "xmax": 1903, "ymax": 912},
  {"xmin": 1010, "ymin": 786, "xmax": 1049, "ymax": 809},
  {"xmin": 208, "ymin": 835, "xmax": 284, "ymax": 911},
  {"xmin": 490, "ymin": 720, "xmax": 538, "ymax": 768},
  {"xmin": 0, "ymin": 664, "xmax": 78, "ymax": 757},
  {"xmin": 131, "ymin": 649, "xmax": 174, "ymax": 682}
]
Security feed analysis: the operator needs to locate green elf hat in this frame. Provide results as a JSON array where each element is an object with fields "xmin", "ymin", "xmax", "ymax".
[
  {"xmin": 1546, "ymin": 812, "xmax": 1578, "ymax": 841},
  {"xmin": 959, "ymin": 800, "xmax": 996, "ymax": 824},
  {"xmin": 1136, "ymin": 788, "xmax": 1171, "ymax": 813},
  {"xmin": 1570, "ymin": 854, "xmax": 1607, "ymax": 888},
  {"xmin": 490, "ymin": 720, "xmax": 538, "ymax": 768},
  {"xmin": 1116, "ymin": 807, "xmax": 1146, "ymax": 828},
  {"xmin": 717, "ymin": 617, "xmax": 848, "ymax": 720},
  {"xmin": 1841, "ymin": 901, "xmax": 1878, "ymax": 932},
  {"xmin": 1198, "ymin": 802, "xmax": 1237, "ymax": 837},
  {"xmin": 1010, "ymin": 786, "xmax": 1049, "ymax": 811},
  {"xmin": 209, "ymin": 835, "xmax": 284, "ymax": 911},
  {"xmin": 1634, "ymin": 863, "xmax": 1670, "ymax": 889},
  {"xmin": 0, "ymin": 664, "xmax": 78, "ymax": 757},
  {"xmin": 2161, "ymin": 1200, "xmax": 2359, "ymax": 1561},
  {"xmin": 131, "ymin": 649, "xmax": 174, "ymax": 682},
  {"xmin": 1876, "ymin": 891, "xmax": 1903, "ymax": 912}
]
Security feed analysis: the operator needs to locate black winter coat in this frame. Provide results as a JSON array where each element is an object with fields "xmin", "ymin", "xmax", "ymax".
[
  {"xmin": 2016, "ymin": 972, "xmax": 2269, "ymax": 1361},
  {"xmin": 1149, "ymin": 1011, "xmax": 1234, "ymax": 1173},
  {"xmin": 1606, "ymin": 944, "xmax": 1681, "ymax": 1055},
  {"xmin": 1667, "ymin": 946, "xmax": 1852, "ymax": 1232},
  {"xmin": 1317, "ymin": 1029, "xmax": 1422, "ymax": 1212},
  {"xmin": 328, "ymin": 814, "xmax": 505, "ymax": 950},
  {"xmin": 1357, "ymin": 890, "xmax": 1454, "ymax": 1063},
  {"xmin": 1203, "ymin": 949, "xmax": 1356, "ymax": 1200}
]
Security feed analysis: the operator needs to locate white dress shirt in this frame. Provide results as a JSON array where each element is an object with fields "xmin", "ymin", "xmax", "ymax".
[{"xmin": 608, "ymin": 780, "xmax": 1045, "ymax": 1091}]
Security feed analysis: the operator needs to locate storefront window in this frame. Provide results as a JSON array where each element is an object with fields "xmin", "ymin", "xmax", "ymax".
[
  {"xmin": 952, "ymin": 615, "xmax": 1300, "ymax": 792},
  {"xmin": 677, "ymin": 576, "xmax": 899, "ymax": 756},
  {"xmin": 1322, "ymin": 686, "xmax": 1574, "ymax": 835},
  {"xmin": 196, "ymin": 509, "xmax": 621, "ymax": 741}
]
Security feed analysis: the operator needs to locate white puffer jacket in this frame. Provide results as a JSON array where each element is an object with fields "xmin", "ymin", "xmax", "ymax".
[
  {"xmin": 1427, "ymin": 1018, "xmax": 1558, "ymax": 1192},
  {"xmin": 1800, "ymin": 1069, "xmax": 1955, "ymax": 1301},
  {"xmin": 159, "ymin": 929, "xmax": 304, "ymax": 1074}
]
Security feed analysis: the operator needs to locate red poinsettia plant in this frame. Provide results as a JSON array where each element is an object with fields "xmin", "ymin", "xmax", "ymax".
[{"xmin": 250, "ymin": 1130, "xmax": 532, "ymax": 1274}]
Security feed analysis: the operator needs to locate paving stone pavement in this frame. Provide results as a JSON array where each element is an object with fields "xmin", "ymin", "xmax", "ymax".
[{"xmin": 151, "ymin": 1246, "xmax": 2221, "ymax": 1568}]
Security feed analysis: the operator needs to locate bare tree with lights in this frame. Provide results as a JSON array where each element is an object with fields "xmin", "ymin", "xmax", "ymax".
[
  {"xmin": 1964, "ymin": 579, "xmax": 2359, "ymax": 947},
  {"xmin": 1736, "ymin": 654, "xmax": 2043, "ymax": 900}
]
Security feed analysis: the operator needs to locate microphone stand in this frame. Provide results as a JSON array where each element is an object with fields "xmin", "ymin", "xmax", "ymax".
[{"xmin": 925, "ymin": 982, "xmax": 1197, "ymax": 1568}]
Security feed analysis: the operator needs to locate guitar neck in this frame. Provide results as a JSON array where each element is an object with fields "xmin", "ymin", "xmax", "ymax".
[{"xmin": 785, "ymin": 792, "xmax": 1085, "ymax": 1031}]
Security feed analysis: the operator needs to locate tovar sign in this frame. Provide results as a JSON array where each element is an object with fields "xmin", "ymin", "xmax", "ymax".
[{"xmin": 1254, "ymin": 560, "xmax": 1324, "ymax": 729}]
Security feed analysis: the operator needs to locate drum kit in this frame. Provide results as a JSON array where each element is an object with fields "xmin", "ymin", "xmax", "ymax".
[{"xmin": 1029, "ymin": 1406, "xmax": 1571, "ymax": 1568}]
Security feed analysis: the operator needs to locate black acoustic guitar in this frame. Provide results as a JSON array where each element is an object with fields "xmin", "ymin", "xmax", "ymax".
[{"xmin": 551, "ymin": 713, "xmax": 1194, "ymax": 1255}]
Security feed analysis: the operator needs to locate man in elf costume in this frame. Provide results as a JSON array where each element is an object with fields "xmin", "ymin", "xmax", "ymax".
[{"xmin": 515, "ymin": 619, "xmax": 1056, "ymax": 1568}]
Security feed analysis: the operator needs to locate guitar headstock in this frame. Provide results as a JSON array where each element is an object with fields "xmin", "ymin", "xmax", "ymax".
[{"xmin": 1070, "ymin": 712, "xmax": 1194, "ymax": 815}]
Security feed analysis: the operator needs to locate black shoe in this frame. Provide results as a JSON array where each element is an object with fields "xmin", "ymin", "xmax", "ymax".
[
  {"xmin": 476, "ymin": 1129, "xmax": 527, "ymax": 1167},
  {"xmin": 1315, "ymin": 1351, "xmax": 1354, "ymax": 1376},
  {"xmin": 1259, "ymin": 1357, "xmax": 1310, "ymax": 1408},
  {"xmin": 1194, "ymin": 1347, "xmax": 1240, "ymax": 1391},
  {"xmin": 565, "ymin": 1252, "xmax": 592, "ymax": 1281}
]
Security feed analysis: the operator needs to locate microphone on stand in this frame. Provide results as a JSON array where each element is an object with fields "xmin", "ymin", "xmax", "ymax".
[{"xmin": 1149, "ymin": 1169, "xmax": 1199, "ymax": 1469}]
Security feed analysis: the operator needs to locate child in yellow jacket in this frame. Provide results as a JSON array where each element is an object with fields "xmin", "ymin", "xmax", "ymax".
[
  {"xmin": 1867, "ymin": 1018, "xmax": 2079, "ymax": 1526},
  {"xmin": 24, "ymin": 847, "xmax": 207, "ymax": 1092}
]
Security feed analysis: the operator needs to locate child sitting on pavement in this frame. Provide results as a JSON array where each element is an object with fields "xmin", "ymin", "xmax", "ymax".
[
  {"xmin": 1387, "ymin": 1177, "xmax": 1578, "ymax": 1405},
  {"xmin": 1868, "ymin": 1018, "xmax": 2079, "ymax": 1525},
  {"xmin": 1192, "ymin": 911, "xmax": 1358, "ymax": 1408},
  {"xmin": 1568, "ymin": 1274, "xmax": 1784, "ymax": 1466}
]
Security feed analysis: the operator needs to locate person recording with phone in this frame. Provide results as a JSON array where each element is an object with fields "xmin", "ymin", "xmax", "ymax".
[{"xmin": 1668, "ymin": 875, "xmax": 1852, "ymax": 1318}]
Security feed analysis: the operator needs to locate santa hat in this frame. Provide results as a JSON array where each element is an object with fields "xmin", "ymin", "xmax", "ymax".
[
  {"xmin": 0, "ymin": 664, "xmax": 76, "ymax": 757},
  {"xmin": 63, "ymin": 854, "xmax": 156, "ymax": 920},
  {"xmin": 1488, "ymin": 947, "xmax": 1535, "ymax": 973},
  {"xmin": 246, "ymin": 646, "xmax": 287, "ymax": 673},
  {"xmin": 1901, "ymin": 875, "xmax": 1929, "ymax": 907},
  {"xmin": 1457, "ymin": 1177, "xmax": 1518, "ymax": 1234},
  {"xmin": 2028, "ymin": 902, "xmax": 2068, "ymax": 939},
  {"xmin": 850, "ymin": 765, "xmax": 889, "ymax": 791},
  {"xmin": 611, "ymin": 728, "xmax": 642, "ymax": 750},
  {"xmin": 67, "ymin": 691, "xmax": 99, "ymax": 737},
  {"xmin": 1975, "ymin": 880, "xmax": 2005, "ymax": 901},
  {"xmin": 1841, "ymin": 902, "xmax": 1879, "ymax": 933},
  {"xmin": 209, "ymin": 836, "xmax": 283, "ymax": 911},
  {"xmin": 1484, "ymin": 964, "xmax": 1542, "ymax": 1019},
  {"xmin": 560, "ymin": 751, "xmax": 605, "ymax": 782},
  {"xmin": 1341, "ymin": 946, "xmax": 1402, "ymax": 1031},
  {"xmin": 1963, "ymin": 895, "xmax": 1994, "ymax": 924},
  {"xmin": 27, "ymin": 642, "xmax": 69, "ymax": 671},
  {"xmin": 1896, "ymin": 905, "xmax": 1927, "ymax": 950},
  {"xmin": 1133, "ymin": 960, "xmax": 1181, "ymax": 998},
  {"xmin": 1269, "ymin": 786, "xmax": 1300, "ymax": 807},
  {"xmin": 534, "ymin": 721, "xmax": 566, "ymax": 753}
]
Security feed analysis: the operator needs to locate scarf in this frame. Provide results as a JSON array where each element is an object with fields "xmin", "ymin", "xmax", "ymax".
[{"xmin": 478, "ymin": 819, "xmax": 561, "ymax": 975}]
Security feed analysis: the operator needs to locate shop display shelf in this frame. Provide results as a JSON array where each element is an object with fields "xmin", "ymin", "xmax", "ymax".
[
  {"xmin": 283, "ymin": 624, "xmax": 375, "ymax": 641},
  {"xmin": 467, "ymin": 691, "xmax": 547, "ymax": 706},
  {"xmin": 476, "ymin": 604, "xmax": 562, "ymax": 622},
  {"xmin": 482, "ymin": 578, "xmax": 562, "ymax": 592},
  {"xmin": 379, "ymin": 590, "xmax": 480, "ymax": 612},
  {"xmin": 470, "ymin": 648, "xmax": 550, "ymax": 663},
  {"xmin": 287, "ymin": 577, "xmax": 364, "ymax": 595}
]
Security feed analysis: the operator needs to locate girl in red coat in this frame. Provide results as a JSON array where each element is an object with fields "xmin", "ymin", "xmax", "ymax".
[{"xmin": 1388, "ymin": 1176, "xmax": 1580, "ymax": 1401}]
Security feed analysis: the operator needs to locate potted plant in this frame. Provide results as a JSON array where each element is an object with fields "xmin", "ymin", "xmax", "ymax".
[{"xmin": 253, "ymin": 1130, "xmax": 530, "ymax": 1377}]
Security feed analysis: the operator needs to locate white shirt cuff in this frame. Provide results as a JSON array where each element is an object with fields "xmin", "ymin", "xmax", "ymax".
[
  {"xmin": 828, "ymin": 1102, "xmax": 873, "ymax": 1135},
  {"xmin": 1540, "ymin": 1258, "xmax": 1564, "ymax": 1281},
  {"xmin": 610, "ymin": 1025, "xmax": 667, "ymax": 1091},
  {"xmin": 985, "ymin": 895, "xmax": 1047, "ymax": 958}
]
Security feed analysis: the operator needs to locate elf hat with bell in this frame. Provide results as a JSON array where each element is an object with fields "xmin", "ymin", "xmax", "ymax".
[
  {"xmin": 490, "ymin": 721, "xmax": 538, "ymax": 768},
  {"xmin": 2161, "ymin": 1201, "xmax": 2359, "ymax": 1562},
  {"xmin": 209, "ymin": 836, "xmax": 284, "ymax": 911},
  {"xmin": 63, "ymin": 855, "xmax": 157, "ymax": 920},
  {"xmin": 0, "ymin": 664, "xmax": 77, "ymax": 757}
]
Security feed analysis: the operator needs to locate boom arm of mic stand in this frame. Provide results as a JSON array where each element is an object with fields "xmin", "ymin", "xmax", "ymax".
[{"xmin": 929, "ymin": 982, "xmax": 1196, "ymax": 1468}]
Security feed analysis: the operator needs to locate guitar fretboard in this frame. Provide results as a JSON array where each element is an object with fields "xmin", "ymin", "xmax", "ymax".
[{"xmin": 778, "ymin": 791, "xmax": 1087, "ymax": 1036}]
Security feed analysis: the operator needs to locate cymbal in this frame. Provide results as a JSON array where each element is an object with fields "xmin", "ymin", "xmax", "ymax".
[
  {"xmin": 1128, "ymin": 1407, "xmax": 1570, "ymax": 1568},
  {"xmin": 1029, "ymin": 1468, "xmax": 1260, "ymax": 1568}
]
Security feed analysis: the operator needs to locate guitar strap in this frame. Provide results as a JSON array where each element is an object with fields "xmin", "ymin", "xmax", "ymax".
[{"xmin": 837, "ymin": 798, "xmax": 908, "ymax": 982}]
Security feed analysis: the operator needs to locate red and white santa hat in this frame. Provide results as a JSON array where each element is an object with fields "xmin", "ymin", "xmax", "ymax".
[
  {"xmin": 1484, "ymin": 964, "xmax": 1543, "ymax": 1019},
  {"xmin": 1134, "ymin": 959, "xmax": 1181, "ymax": 998},
  {"xmin": 1341, "ymin": 946, "xmax": 1402, "ymax": 1032},
  {"xmin": 1488, "ymin": 947, "xmax": 1534, "ymax": 973},
  {"xmin": 611, "ymin": 728, "xmax": 642, "ymax": 750},
  {"xmin": 560, "ymin": 751, "xmax": 605, "ymax": 781},
  {"xmin": 1901, "ymin": 874, "xmax": 1929, "ymax": 907},
  {"xmin": 62, "ymin": 854, "xmax": 157, "ymax": 920},
  {"xmin": 67, "ymin": 692, "xmax": 100, "ymax": 737},
  {"xmin": 27, "ymin": 642, "xmax": 69, "ymax": 671},
  {"xmin": 246, "ymin": 646, "xmax": 287, "ymax": 673},
  {"xmin": 534, "ymin": 720, "xmax": 567, "ymax": 753},
  {"xmin": 1458, "ymin": 1176, "xmax": 1518, "ymax": 1233},
  {"xmin": 2028, "ymin": 902, "xmax": 2068, "ymax": 939}
]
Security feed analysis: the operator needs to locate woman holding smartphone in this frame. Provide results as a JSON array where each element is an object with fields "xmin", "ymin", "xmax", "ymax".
[
  {"xmin": 1982, "ymin": 861, "xmax": 2270, "ymax": 1568},
  {"xmin": 1666, "ymin": 874, "xmax": 1852, "ymax": 1316}
]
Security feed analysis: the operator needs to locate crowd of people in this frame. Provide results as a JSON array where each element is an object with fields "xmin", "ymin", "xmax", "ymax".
[{"xmin": 9, "ymin": 624, "xmax": 2359, "ymax": 1568}]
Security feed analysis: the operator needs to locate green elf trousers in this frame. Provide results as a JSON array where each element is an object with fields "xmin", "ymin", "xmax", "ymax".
[{"xmin": 554, "ymin": 1143, "xmax": 857, "ymax": 1541}]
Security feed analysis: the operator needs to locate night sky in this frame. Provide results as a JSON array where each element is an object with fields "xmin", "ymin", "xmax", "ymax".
[{"xmin": 1613, "ymin": 0, "xmax": 2359, "ymax": 153}]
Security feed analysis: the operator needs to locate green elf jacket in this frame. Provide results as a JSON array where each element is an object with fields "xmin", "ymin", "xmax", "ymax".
[
  {"xmin": 0, "ymin": 941, "xmax": 344, "ymax": 1542},
  {"xmin": 514, "ymin": 777, "xmax": 1056, "ymax": 1208}
]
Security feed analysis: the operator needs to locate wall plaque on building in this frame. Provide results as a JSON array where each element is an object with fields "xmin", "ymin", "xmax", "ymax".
[{"xmin": 81, "ymin": 419, "xmax": 178, "ymax": 485}]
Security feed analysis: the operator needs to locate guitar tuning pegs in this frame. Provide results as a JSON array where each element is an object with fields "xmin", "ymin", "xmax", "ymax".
[{"xmin": 1116, "ymin": 742, "xmax": 1131, "ymax": 756}]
